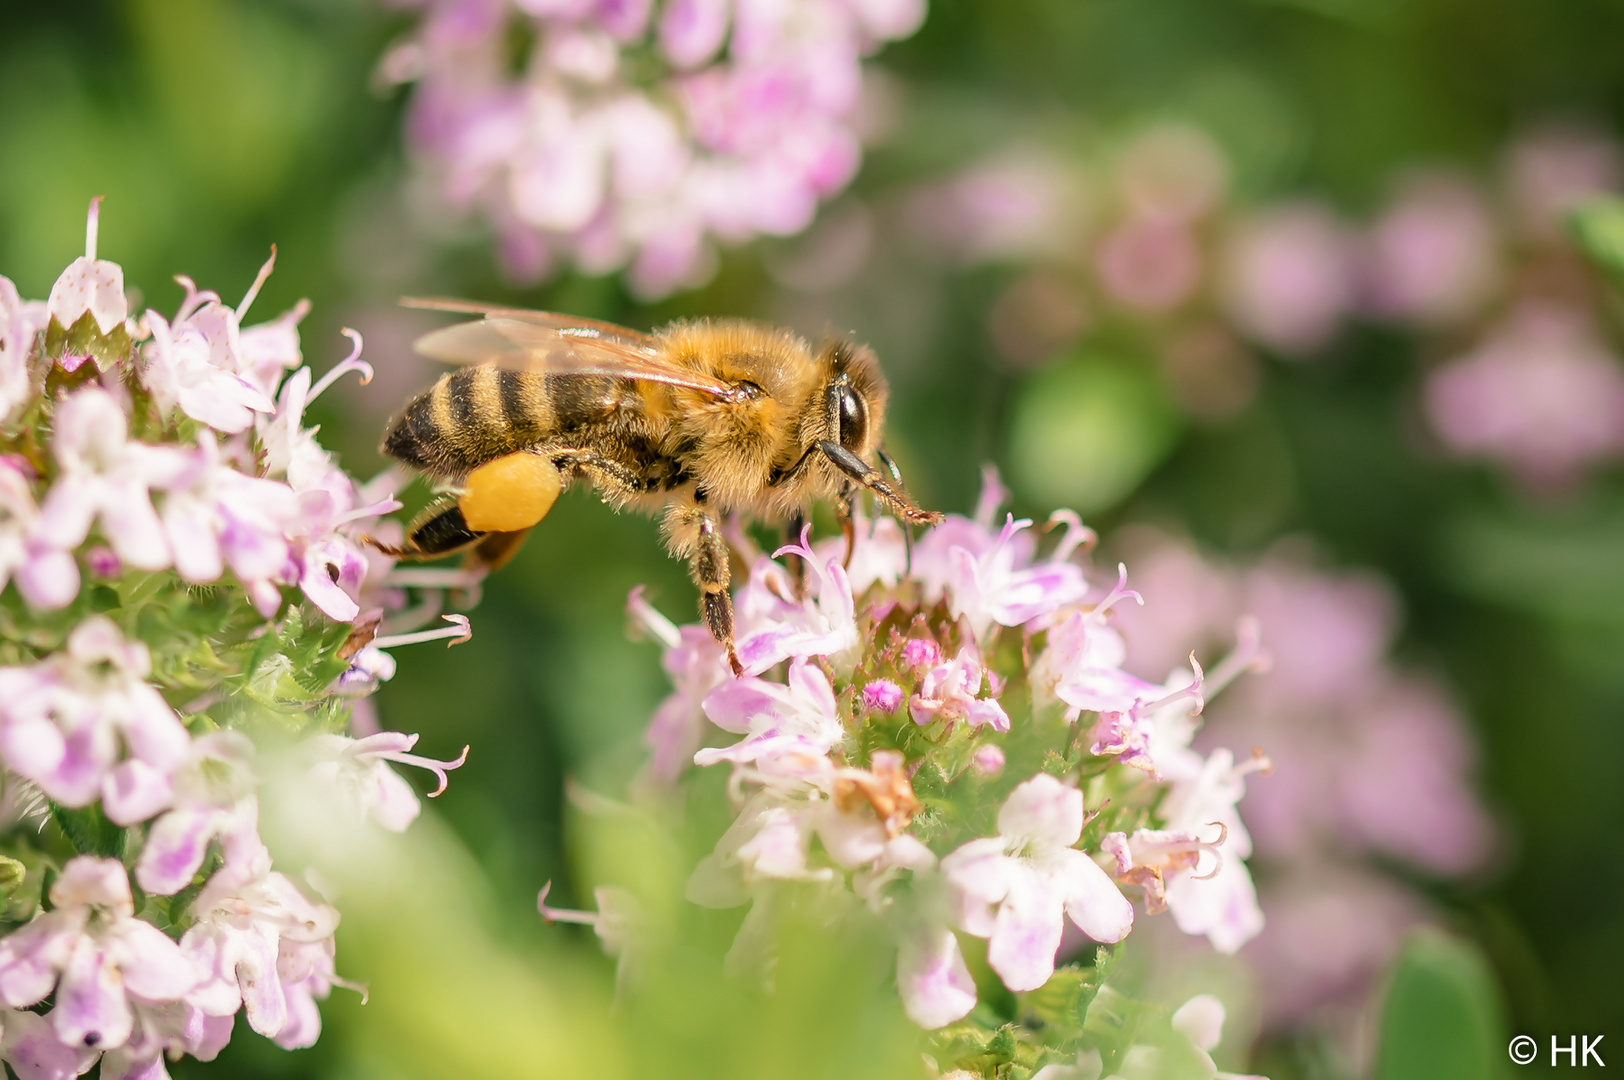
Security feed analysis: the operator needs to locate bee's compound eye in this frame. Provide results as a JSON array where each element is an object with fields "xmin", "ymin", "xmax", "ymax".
[{"xmin": 836, "ymin": 385, "xmax": 869, "ymax": 453}]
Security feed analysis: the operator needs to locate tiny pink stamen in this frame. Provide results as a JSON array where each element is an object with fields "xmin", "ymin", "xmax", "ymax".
[
  {"xmin": 387, "ymin": 567, "xmax": 488, "ymax": 589},
  {"xmin": 538, "ymin": 881, "xmax": 602, "ymax": 927},
  {"xmin": 85, "ymin": 197, "xmax": 104, "ymax": 260},
  {"xmin": 1045, "ymin": 509, "xmax": 1097, "ymax": 563},
  {"xmin": 1147, "ymin": 654, "xmax": 1206, "ymax": 718},
  {"xmin": 1203, "ymin": 617, "xmax": 1272, "ymax": 699},
  {"xmin": 992, "ymin": 514, "xmax": 1035, "ymax": 556},
  {"xmin": 379, "ymin": 743, "xmax": 469, "ymax": 797},
  {"xmin": 627, "ymin": 585, "xmax": 681, "ymax": 650},
  {"xmin": 1191, "ymin": 822, "xmax": 1230, "ymax": 880},
  {"xmin": 172, "ymin": 274, "xmax": 222, "ymax": 322},
  {"xmin": 973, "ymin": 463, "xmax": 1010, "ymax": 528},
  {"xmin": 771, "ymin": 523, "xmax": 818, "ymax": 566},
  {"xmin": 236, "ymin": 246, "xmax": 277, "ymax": 321},
  {"xmin": 338, "ymin": 497, "xmax": 404, "ymax": 525},
  {"xmin": 372, "ymin": 614, "xmax": 471, "ymax": 650},
  {"xmin": 308, "ymin": 330, "xmax": 374, "ymax": 402},
  {"xmin": 1237, "ymin": 749, "xmax": 1274, "ymax": 777},
  {"xmin": 771, "ymin": 523, "xmax": 838, "ymax": 601},
  {"xmin": 1092, "ymin": 563, "xmax": 1145, "ymax": 617},
  {"xmin": 328, "ymin": 973, "xmax": 370, "ymax": 1003}
]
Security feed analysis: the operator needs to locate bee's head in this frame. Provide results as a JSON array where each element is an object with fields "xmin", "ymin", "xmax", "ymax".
[
  {"xmin": 820, "ymin": 339, "xmax": 888, "ymax": 458},
  {"xmin": 806, "ymin": 339, "xmax": 940, "ymax": 526}
]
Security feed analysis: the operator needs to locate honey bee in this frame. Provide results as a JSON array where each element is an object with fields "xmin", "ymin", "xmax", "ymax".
[{"xmin": 376, "ymin": 299, "xmax": 942, "ymax": 675}]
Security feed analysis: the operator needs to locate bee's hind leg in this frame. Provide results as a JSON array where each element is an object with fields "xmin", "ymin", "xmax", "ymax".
[
  {"xmin": 363, "ymin": 497, "xmax": 486, "ymax": 561},
  {"xmin": 665, "ymin": 499, "xmax": 743, "ymax": 677},
  {"xmin": 365, "ymin": 449, "xmax": 561, "ymax": 568},
  {"xmin": 465, "ymin": 528, "xmax": 532, "ymax": 572}
]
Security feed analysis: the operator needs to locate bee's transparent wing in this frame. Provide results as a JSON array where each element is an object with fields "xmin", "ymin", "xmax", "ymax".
[
  {"xmin": 408, "ymin": 303, "xmax": 741, "ymax": 400},
  {"xmin": 403, "ymin": 297, "xmax": 659, "ymax": 351}
]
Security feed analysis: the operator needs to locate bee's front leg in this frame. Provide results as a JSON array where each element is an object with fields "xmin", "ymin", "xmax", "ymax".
[
  {"xmin": 834, "ymin": 484, "xmax": 858, "ymax": 570},
  {"xmin": 664, "ymin": 498, "xmax": 743, "ymax": 677}
]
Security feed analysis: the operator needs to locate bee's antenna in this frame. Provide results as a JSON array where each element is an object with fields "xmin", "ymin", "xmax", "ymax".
[
  {"xmin": 876, "ymin": 446, "xmax": 914, "ymax": 575},
  {"xmin": 876, "ymin": 446, "xmax": 904, "ymax": 486}
]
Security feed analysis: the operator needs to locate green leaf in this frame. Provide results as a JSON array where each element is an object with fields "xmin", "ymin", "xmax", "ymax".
[
  {"xmin": 985, "ymin": 1025, "xmax": 1017, "ymax": 1064},
  {"xmin": 1374, "ymin": 930, "xmax": 1506, "ymax": 1080},
  {"xmin": 1019, "ymin": 947, "xmax": 1114, "ymax": 1035},
  {"xmin": 49, "ymin": 803, "xmax": 126, "ymax": 859},
  {"xmin": 1568, "ymin": 196, "xmax": 1624, "ymax": 290}
]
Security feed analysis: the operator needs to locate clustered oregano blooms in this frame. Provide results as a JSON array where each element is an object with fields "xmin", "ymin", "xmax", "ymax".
[
  {"xmin": 380, "ymin": 0, "xmax": 928, "ymax": 298},
  {"xmin": 544, "ymin": 468, "xmax": 1274, "ymax": 1078},
  {"xmin": 0, "ymin": 200, "xmax": 473, "ymax": 1080}
]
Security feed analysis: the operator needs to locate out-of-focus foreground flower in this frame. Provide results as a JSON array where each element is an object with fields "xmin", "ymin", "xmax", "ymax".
[
  {"xmin": 0, "ymin": 200, "xmax": 474, "ymax": 1078},
  {"xmin": 380, "ymin": 0, "xmax": 926, "ymax": 298}
]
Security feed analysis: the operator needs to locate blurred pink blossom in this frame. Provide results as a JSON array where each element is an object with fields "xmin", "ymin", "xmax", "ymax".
[
  {"xmin": 0, "ymin": 276, "xmax": 48, "ymax": 421},
  {"xmin": 1330, "ymin": 678, "xmax": 1494, "ymax": 875},
  {"xmin": 1424, "ymin": 301, "xmax": 1624, "ymax": 487},
  {"xmin": 1222, "ymin": 202, "xmax": 1357, "ymax": 356},
  {"xmin": 1114, "ymin": 126, "xmax": 1229, "ymax": 224},
  {"xmin": 1363, "ymin": 172, "xmax": 1501, "ymax": 327},
  {"xmin": 1505, "ymin": 123, "xmax": 1622, "ymax": 238},
  {"xmin": 1241, "ymin": 866, "xmax": 1422, "ymax": 1029},
  {"xmin": 304, "ymin": 731, "xmax": 470, "ymax": 832},
  {"xmin": 904, "ymin": 149, "xmax": 1077, "ymax": 265},
  {"xmin": 1111, "ymin": 531, "xmax": 1493, "ymax": 1025},
  {"xmin": 1093, "ymin": 212, "xmax": 1203, "ymax": 313},
  {"xmin": 387, "ymin": 0, "xmax": 925, "ymax": 297},
  {"xmin": 970, "ymin": 744, "xmax": 1004, "ymax": 776},
  {"xmin": 1238, "ymin": 558, "xmax": 1395, "ymax": 710}
]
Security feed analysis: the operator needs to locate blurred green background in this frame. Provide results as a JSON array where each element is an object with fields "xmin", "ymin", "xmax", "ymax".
[{"xmin": 3, "ymin": 0, "xmax": 1622, "ymax": 1075}]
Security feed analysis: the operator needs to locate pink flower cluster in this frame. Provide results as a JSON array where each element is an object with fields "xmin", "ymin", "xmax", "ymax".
[
  {"xmin": 902, "ymin": 122, "xmax": 1624, "ymax": 477},
  {"xmin": 611, "ymin": 472, "xmax": 1271, "ymax": 1039},
  {"xmin": 1112, "ymin": 531, "xmax": 1494, "ymax": 1033},
  {"xmin": 0, "ymin": 201, "xmax": 475, "ymax": 1078},
  {"xmin": 381, "ymin": 0, "xmax": 926, "ymax": 297}
]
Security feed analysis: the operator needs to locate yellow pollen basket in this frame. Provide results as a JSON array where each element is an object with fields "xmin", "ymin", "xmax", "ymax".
[{"xmin": 459, "ymin": 452, "xmax": 562, "ymax": 533}]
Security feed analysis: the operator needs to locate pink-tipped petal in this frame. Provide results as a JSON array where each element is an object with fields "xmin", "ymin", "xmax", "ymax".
[{"xmin": 896, "ymin": 926, "xmax": 977, "ymax": 1030}]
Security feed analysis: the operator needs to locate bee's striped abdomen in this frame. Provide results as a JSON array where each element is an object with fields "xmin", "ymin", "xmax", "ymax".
[{"xmin": 382, "ymin": 367, "xmax": 553, "ymax": 475}]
